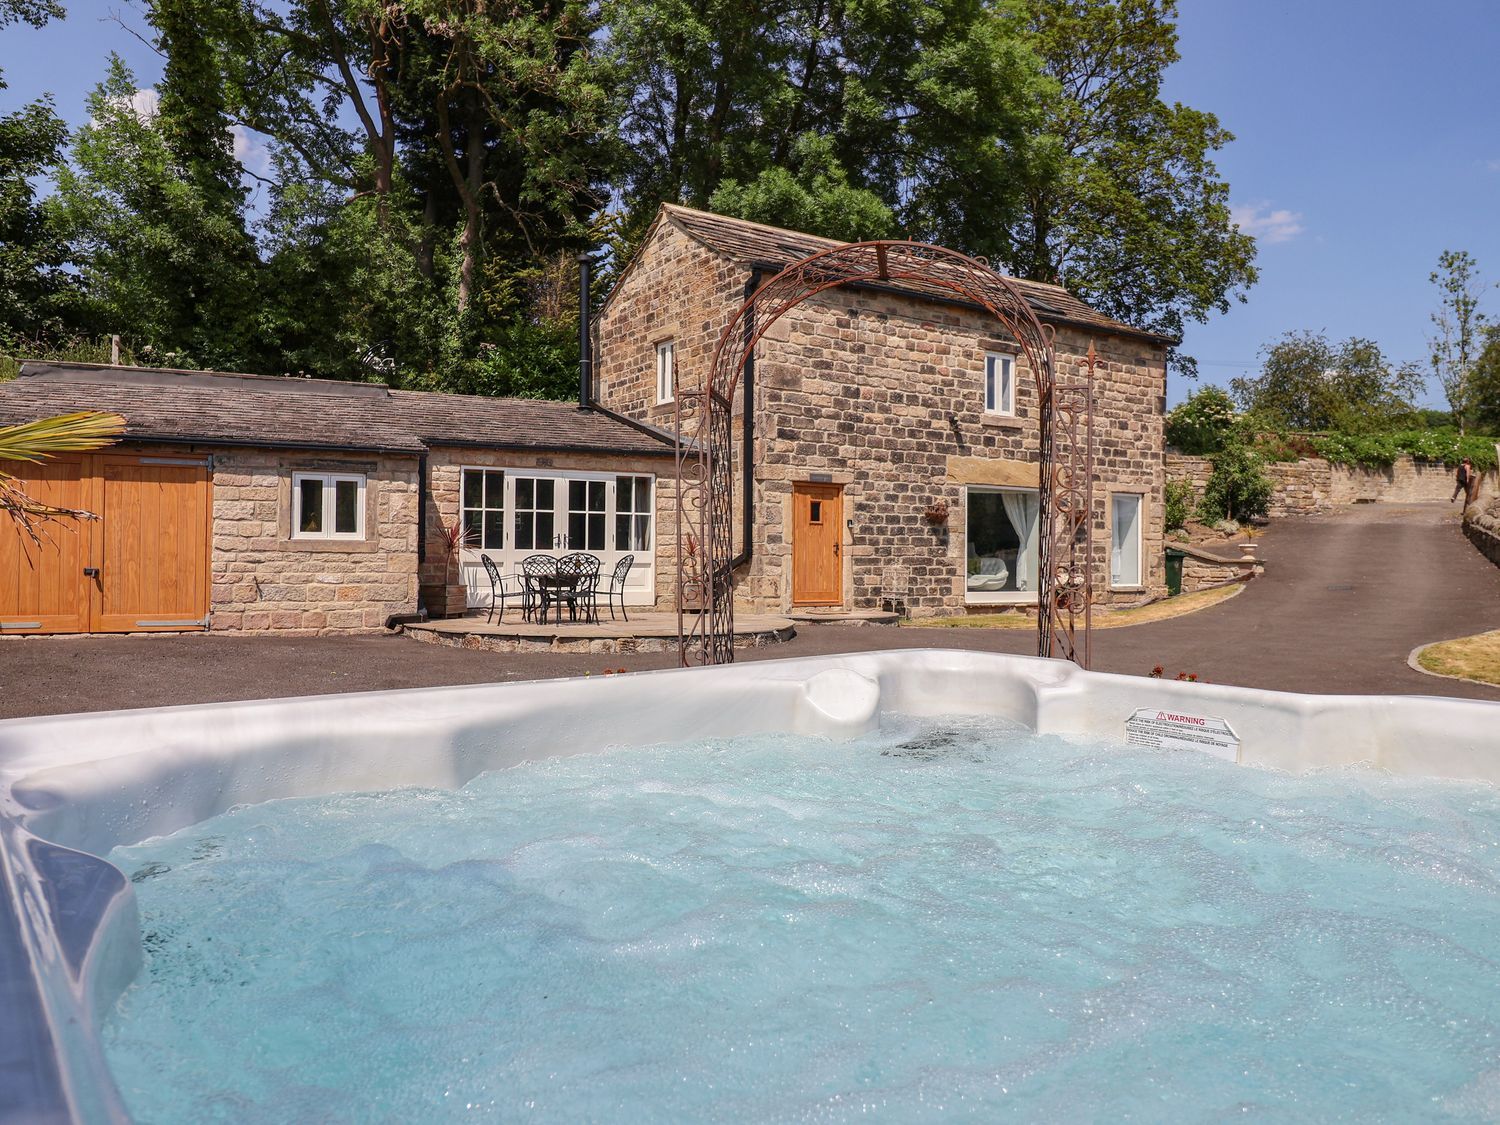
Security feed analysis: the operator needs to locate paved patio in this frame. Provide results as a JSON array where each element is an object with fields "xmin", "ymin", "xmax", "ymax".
[
  {"xmin": 404, "ymin": 610, "xmax": 795, "ymax": 653},
  {"xmin": 1, "ymin": 503, "xmax": 1497, "ymax": 718}
]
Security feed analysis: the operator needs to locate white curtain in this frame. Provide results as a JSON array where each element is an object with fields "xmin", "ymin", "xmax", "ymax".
[{"xmin": 1001, "ymin": 491, "xmax": 1039, "ymax": 591}]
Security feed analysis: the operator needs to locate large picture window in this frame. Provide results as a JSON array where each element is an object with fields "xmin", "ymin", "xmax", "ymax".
[
  {"xmin": 291, "ymin": 472, "xmax": 365, "ymax": 540},
  {"xmin": 567, "ymin": 479, "xmax": 607, "ymax": 551},
  {"xmin": 1111, "ymin": 493, "xmax": 1143, "ymax": 587},
  {"xmin": 513, "ymin": 476, "xmax": 557, "ymax": 551},
  {"xmin": 965, "ymin": 486, "xmax": 1038, "ymax": 602}
]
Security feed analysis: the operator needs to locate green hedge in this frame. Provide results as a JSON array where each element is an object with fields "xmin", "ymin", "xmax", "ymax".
[{"xmin": 1308, "ymin": 429, "xmax": 1497, "ymax": 472}]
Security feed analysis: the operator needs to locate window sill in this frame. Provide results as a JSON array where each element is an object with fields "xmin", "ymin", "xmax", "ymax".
[
  {"xmin": 980, "ymin": 414, "xmax": 1025, "ymax": 429},
  {"xmin": 284, "ymin": 537, "xmax": 378, "ymax": 553},
  {"xmin": 965, "ymin": 594, "xmax": 1039, "ymax": 606},
  {"xmin": 1110, "ymin": 584, "xmax": 1147, "ymax": 593}
]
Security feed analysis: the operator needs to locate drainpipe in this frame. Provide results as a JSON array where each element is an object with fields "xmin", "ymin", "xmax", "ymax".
[
  {"xmin": 577, "ymin": 251, "xmax": 593, "ymax": 410},
  {"xmin": 730, "ymin": 269, "xmax": 761, "ymax": 570}
]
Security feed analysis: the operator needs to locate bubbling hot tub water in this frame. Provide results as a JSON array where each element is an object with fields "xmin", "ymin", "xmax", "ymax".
[{"xmin": 101, "ymin": 713, "xmax": 1500, "ymax": 1123}]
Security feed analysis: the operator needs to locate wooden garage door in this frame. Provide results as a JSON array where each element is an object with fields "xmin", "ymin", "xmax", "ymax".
[
  {"xmin": 0, "ymin": 456, "xmax": 93, "ymax": 633},
  {"xmin": 0, "ymin": 454, "xmax": 211, "ymax": 634}
]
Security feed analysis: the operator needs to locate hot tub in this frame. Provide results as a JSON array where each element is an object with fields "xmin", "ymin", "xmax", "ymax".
[{"xmin": 3, "ymin": 650, "xmax": 1499, "ymax": 1122}]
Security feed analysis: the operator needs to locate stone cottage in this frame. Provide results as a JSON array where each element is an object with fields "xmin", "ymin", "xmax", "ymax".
[
  {"xmin": 0, "ymin": 363, "xmax": 673, "ymax": 634},
  {"xmin": 594, "ymin": 205, "xmax": 1173, "ymax": 616}
]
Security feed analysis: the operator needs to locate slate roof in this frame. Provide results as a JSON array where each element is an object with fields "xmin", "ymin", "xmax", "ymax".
[
  {"xmin": 654, "ymin": 204, "xmax": 1174, "ymax": 345},
  {"xmin": 0, "ymin": 363, "xmax": 674, "ymax": 456}
]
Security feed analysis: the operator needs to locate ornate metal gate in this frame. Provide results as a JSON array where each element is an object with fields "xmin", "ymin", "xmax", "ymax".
[{"xmin": 675, "ymin": 241, "xmax": 1095, "ymax": 667}]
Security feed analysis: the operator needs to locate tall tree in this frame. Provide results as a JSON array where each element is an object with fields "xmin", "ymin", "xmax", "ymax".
[
  {"xmin": 1008, "ymin": 0, "xmax": 1256, "ymax": 370},
  {"xmin": 1231, "ymin": 330, "xmax": 1422, "ymax": 432},
  {"xmin": 1428, "ymin": 249, "xmax": 1490, "ymax": 436},
  {"xmin": 0, "ymin": 0, "xmax": 75, "ymax": 349},
  {"xmin": 0, "ymin": 77, "xmax": 74, "ymax": 347},
  {"xmin": 1470, "ymin": 327, "xmax": 1500, "ymax": 436}
]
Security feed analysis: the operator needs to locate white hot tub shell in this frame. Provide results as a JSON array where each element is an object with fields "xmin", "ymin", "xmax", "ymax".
[{"xmin": 2, "ymin": 649, "xmax": 1498, "ymax": 1123}]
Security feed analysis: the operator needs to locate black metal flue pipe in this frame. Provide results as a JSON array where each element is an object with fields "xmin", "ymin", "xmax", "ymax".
[{"xmin": 577, "ymin": 252, "xmax": 592, "ymax": 409}]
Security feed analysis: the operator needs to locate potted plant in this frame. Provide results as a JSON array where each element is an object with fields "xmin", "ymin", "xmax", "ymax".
[
  {"xmin": 923, "ymin": 500, "xmax": 949, "ymax": 527},
  {"xmin": 438, "ymin": 520, "xmax": 476, "ymax": 617},
  {"xmin": 680, "ymin": 533, "xmax": 708, "ymax": 612}
]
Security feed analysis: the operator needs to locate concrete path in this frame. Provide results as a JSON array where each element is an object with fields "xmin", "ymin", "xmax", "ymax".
[{"xmin": 2, "ymin": 503, "xmax": 1497, "ymax": 718}]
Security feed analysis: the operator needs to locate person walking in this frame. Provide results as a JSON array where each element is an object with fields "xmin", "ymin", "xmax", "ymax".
[{"xmin": 1451, "ymin": 457, "xmax": 1480, "ymax": 505}]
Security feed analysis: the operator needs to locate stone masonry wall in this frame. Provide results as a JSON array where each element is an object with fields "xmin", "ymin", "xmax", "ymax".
[
  {"xmin": 596, "ymin": 225, "xmax": 1170, "ymax": 615},
  {"xmin": 209, "ymin": 449, "xmax": 420, "ymax": 633},
  {"xmin": 748, "ymin": 290, "xmax": 1168, "ymax": 615},
  {"xmin": 421, "ymin": 447, "xmax": 678, "ymax": 610},
  {"xmin": 1465, "ymin": 496, "xmax": 1500, "ymax": 568},
  {"xmin": 1166, "ymin": 453, "xmax": 1498, "ymax": 518}
]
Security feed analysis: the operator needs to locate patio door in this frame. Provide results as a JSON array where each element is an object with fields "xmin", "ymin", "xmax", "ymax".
[{"xmin": 458, "ymin": 467, "xmax": 656, "ymax": 608}]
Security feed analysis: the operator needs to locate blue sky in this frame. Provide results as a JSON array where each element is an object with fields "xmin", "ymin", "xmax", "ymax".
[{"xmin": 6, "ymin": 1, "xmax": 1499, "ymax": 406}]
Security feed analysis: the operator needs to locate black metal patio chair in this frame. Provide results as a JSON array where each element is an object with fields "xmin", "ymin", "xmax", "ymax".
[
  {"xmin": 598, "ymin": 554, "xmax": 635, "ymax": 622},
  {"xmin": 479, "ymin": 554, "xmax": 528, "ymax": 624},
  {"xmin": 521, "ymin": 554, "xmax": 560, "ymax": 623},
  {"xmin": 556, "ymin": 553, "xmax": 602, "ymax": 624}
]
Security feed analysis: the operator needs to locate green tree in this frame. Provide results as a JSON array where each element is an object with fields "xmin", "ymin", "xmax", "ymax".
[
  {"xmin": 0, "ymin": 0, "xmax": 76, "ymax": 349},
  {"xmin": 1470, "ymin": 327, "xmax": 1500, "ymax": 435},
  {"xmin": 52, "ymin": 55, "xmax": 262, "ymax": 369},
  {"xmin": 709, "ymin": 133, "xmax": 895, "ymax": 241},
  {"xmin": 1008, "ymin": 0, "xmax": 1257, "ymax": 369},
  {"xmin": 1163, "ymin": 385, "xmax": 1235, "ymax": 453},
  {"xmin": 0, "ymin": 78, "xmax": 74, "ymax": 348},
  {"xmin": 1231, "ymin": 330, "xmax": 1421, "ymax": 432},
  {"xmin": 606, "ymin": 0, "xmax": 1045, "ymax": 252},
  {"xmin": 1428, "ymin": 249, "xmax": 1490, "ymax": 435}
]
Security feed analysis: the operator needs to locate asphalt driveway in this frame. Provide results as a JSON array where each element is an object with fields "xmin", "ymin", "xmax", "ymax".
[{"xmin": 2, "ymin": 503, "xmax": 1496, "ymax": 719}]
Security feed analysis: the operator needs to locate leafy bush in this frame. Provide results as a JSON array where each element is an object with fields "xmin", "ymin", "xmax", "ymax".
[
  {"xmin": 1163, "ymin": 479, "xmax": 1194, "ymax": 531},
  {"xmin": 1197, "ymin": 441, "xmax": 1273, "ymax": 523},
  {"xmin": 1310, "ymin": 428, "xmax": 1497, "ymax": 472},
  {"xmin": 1165, "ymin": 386, "xmax": 1237, "ymax": 454}
]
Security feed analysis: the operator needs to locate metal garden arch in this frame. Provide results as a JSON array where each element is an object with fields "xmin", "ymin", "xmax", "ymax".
[{"xmin": 675, "ymin": 240, "xmax": 1095, "ymax": 668}]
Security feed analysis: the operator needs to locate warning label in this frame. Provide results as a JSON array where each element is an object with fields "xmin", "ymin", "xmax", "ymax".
[{"xmin": 1125, "ymin": 708, "xmax": 1240, "ymax": 762}]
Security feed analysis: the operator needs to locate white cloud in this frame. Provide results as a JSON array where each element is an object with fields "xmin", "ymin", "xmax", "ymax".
[
  {"xmin": 1485, "ymin": 158, "xmax": 1500, "ymax": 173},
  {"xmin": 1230, "ymin": 200, "xmax": 1305, "ymax": 244},
  {"xmin": 231, "ymin": 124, "xmax": 271, "ymax": 176},
  {"xmin": 107, "ymin": 86, "xmax": 159, "ymax": 122}
]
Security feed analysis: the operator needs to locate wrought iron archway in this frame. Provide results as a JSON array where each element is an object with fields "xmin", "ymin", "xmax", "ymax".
[{"xmin": 675, "ymin": 240, "xmax": 1095, "ymax": 668}]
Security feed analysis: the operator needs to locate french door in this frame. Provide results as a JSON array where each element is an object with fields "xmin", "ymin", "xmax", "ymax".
[{"xmin": 458, "ymin": 468, "xmax": 656, "ymax": 607}]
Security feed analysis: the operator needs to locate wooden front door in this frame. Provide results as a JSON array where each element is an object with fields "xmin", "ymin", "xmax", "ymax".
[
  {"xmin": 0, "ymin": 454, "xmax": 212, "ymax": 634},
  {"xmin": 792, "ymin": 482, "xmax": 843, "ymax": 606}
]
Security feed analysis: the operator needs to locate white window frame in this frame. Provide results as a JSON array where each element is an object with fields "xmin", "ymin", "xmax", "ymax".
[
  {"xmin": 291, "ymin": 471, "xmax": 366, "ymax": 540},
  {"xmin": 456, "ymin": 467, "xmax": 658, "ymax": 607},
  {"xmin": 964, "ymin": 485, "xmax": 1039, "ymax": 605},
  {"xmin": 656, "ymin": 340, "xmax": 675, "ymax": 404},
  {"xmin": 1111, "ymin": 492, "xmax": 1145, "ymax": 589},
  {"xmin": 984, "ymin": 352, "xmax": 1015, "ymax": 416}
]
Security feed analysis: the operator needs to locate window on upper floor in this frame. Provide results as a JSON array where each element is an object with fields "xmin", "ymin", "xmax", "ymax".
[
  {"xmin": 984, "ymin": 352, "xmax": 1015, "ymax": 416},
  {"xmin": 656, "ymin": 341, "xmax": 675, "ymax": 404}
]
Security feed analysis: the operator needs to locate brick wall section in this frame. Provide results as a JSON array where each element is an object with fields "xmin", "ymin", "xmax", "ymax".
[
  {"xmin": 1167, "ymin": 453, "xmax": 1498, "ymax": 518},
  {"xmin": 420, "ymin": 447, "xmax": 678, "ymax": 609},
  {"xmin": 209, "ymin": 449, "xmax": 420, "ymax": 633},
  {"xmin": 598, "ymin": 227, "xmax": 1170, "ymax": 615},
  {"xmin": 1465, "ymin": 497, "xmax": 1500, "ymax": 568}
]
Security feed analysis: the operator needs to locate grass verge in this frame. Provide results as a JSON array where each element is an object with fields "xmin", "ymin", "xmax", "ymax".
[
  {"xmin": 919, "ymin": 583, "xmax": 1244, "ymax": 630},
  {"xmin": 1414, "ymin": 630, "xmax": 1500, "ymax": 686}
]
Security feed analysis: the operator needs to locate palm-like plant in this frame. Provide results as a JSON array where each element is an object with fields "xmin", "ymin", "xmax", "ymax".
[{"xmin": 0, "ymin": 411, "xmax": 127, "ymax": 545}]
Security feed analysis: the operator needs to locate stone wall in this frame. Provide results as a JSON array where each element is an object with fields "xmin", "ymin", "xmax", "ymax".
[
  {"xmin": 420, "ymin": 447, "xmax": 678, "ymax": 611},
  {"xmin": 1173, "ymin": 545, "xmax": 1258, "ymax": 593},
  {"xmin": 209, "ymin": 449, "xmax": 421, "ymax": 633},
  {"xmin": 1166, "ymin": 453, "xmax": 1498, "ymax": 518},
  {"xmin": 1465, "ymin": 497, "xmax": 1500, "ymax": 568},
  {"xmin": 752, "ymin": 293, "xmax": 1168, "ymax": 615},
  {"xmin": 596, "ymin": 225, "xmax": 1170, "ymax": 616}
]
